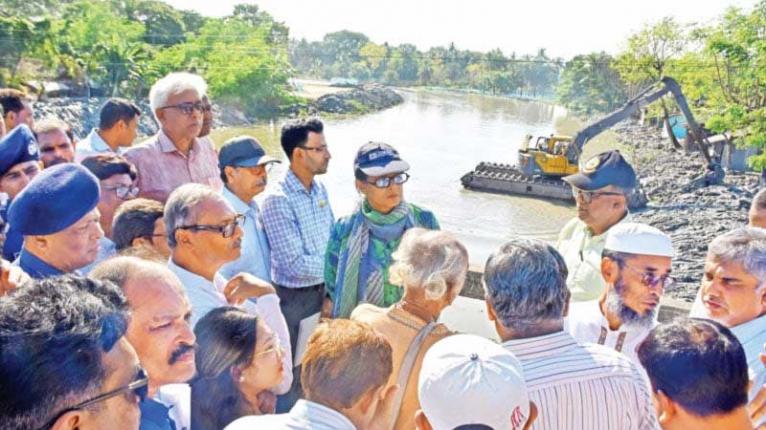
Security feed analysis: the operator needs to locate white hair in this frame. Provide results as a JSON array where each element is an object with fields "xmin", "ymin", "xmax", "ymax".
[
  {"xmin": 388, "ymin": 228, "xmax": 469, "ymax": 301},
  {"xmin": 149, "ymin": 72, "xmax": 207, "ymax": 121},
  {"xmin": 163, "ymin": 184, "xmax": 225, "ymax": 248}
]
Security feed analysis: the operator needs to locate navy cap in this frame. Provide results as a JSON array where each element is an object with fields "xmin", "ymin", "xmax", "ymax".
[
  {"xmin": 354, "ymin": 142, "xmax": 410, "ymax": 177},
  {"xmin": 0, "ymin": 124, "xmax": 39, "ymax": 176},
  {"xmin": 563, "ymin": 150, "xmax": 636, "ymax": 191},
  {"xmin": 218, "ymin": 136, "xmax": 280, "ymax": 169},
  {"xmin": 8, "ymin": 163, "xmax": 101, "ymax": 235}
]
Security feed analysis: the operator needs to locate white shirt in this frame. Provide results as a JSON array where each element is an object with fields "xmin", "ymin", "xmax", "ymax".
[
  {"xmin": 566, "ymin": 299, "xmax": 656, "ymax": 366},
  {"xmin": 75, "ymin": 128, "xmax": 124, "ymax": 162},
  {"xmin": 219, "ymin": 187, "xmax": 272, "ymax": 282},
  {"xmin": 168, "ymin": 259, "xmax": 293, "ymax": 394},
  {"xmin": 155, "ymin": 384, "xmax": 191, "ymax": 430},
  {"xmin": 503, "ymin": 331, "xmax": 659, "ymax": 430},
  {"xmin": 225, "ymin": 400, "xmax": 356, "ymax": 430}
]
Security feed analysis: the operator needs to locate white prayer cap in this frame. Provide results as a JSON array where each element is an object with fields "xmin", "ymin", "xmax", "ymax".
[
  {"xmin": 605, "ymin": 222, "xmax": 674, "ymax": 257},
  {"xmin": 418, "ymin": 334, "xmax": 530, "ymax": 430}
]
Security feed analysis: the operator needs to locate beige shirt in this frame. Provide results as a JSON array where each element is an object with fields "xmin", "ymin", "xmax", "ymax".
[
  {"xmin": 351, "ymin": 304, "xmax": 452, "ymax": 430},
  {"xmin": 124, "ymin": 130, "xmax": 222, "ymax": 203},
  {"xmin": 556, "ymin": 214, "xmax": 630, "ymax": 301}
]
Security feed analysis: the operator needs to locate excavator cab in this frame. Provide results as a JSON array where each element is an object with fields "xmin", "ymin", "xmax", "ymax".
[{"xmin": 517, "ymin": 135, "xmax": 578, "ymax": 177}]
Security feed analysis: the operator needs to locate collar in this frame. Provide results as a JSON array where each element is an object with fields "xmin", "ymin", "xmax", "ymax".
[
  {"xmin": 574, "ymin": 298, "xmax": 658, "ymax": 334},
  {"xmin": 86, "ymin": 129, "xmax": 111, "ymax": 152},
  {"xmin": 222, "ymin": 187, "xmax": 256, "ymax": 214},
  {"xmin": 157, "ymin": 130, "xmax": 198, "ymax": 154},
  {"xmin": 581, "ymin": 211, "xmax": 632, "ymax": 238},
  {"xmin": 19, "ymin": 248, "xmax": 66, "ymax": 279},
  {"xmin": 289, "ymin": 400, "xmax": 356, "ymax": 429},
  {"xmin": 284, "ymin": 169, "xmax": 316, "ymax": 195},
  {"xmin": 502, "ymin": 330, "xmax": 580, "ymax": 360},
  {"xmin": 168, "ymin": 258, "xmax": 214, "ymax": 290},
  {"xmin": 730, "ymin": 313, "xmax": 766, "ymax": 345},
  {"xmin": 140, "ymin": 398, "xmax": 176, "ymax": 430}
]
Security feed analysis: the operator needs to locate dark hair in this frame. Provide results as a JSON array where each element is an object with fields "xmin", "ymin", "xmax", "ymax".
[
  {"xmin": 0, "ymin": 88, "xmax": 28, "ymax": 115},
  {"xmin": 454, "ymin": 425, "xmax": 494, "ymax": 430},
  {"xmin": 81, "ymin": 153, "xmax": 138, "ymax": 181},
  {"xmin": 99, "ymin": 98, "xmax": 141, "ymax": 130},
  {"xmin": 0, "ymin": 275, "xmax": 129, "ymax": 430},
  {"xmin": 33, "ymin": 118, "xmax": 74, "ymax": 143},
  {"xmin": 637, "ymin": 318, "xmax": 749, "ymax": 417},
  {"xmin": 112, "ymin": 198, "xmax": 165, "ymax": 251},
  {"xmin": 280, "ymin": 118, "xmax": 323, "ymax": 160},
  {"xmin": 190, "ymin": 307, "xmax": 258, "ymax": 430}
]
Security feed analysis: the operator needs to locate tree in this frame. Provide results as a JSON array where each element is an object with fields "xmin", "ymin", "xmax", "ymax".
[{"xmin": 557, "ymin": 52, "xmax": 627, "ymax": 115}]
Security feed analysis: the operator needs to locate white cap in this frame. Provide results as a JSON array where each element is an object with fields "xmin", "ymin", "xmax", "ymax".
[
  {"xmin": 604, "ymin": 222, "xmax": 674, "ymax": 257},
  {"xmin": 418, "ymin": 334, "xmax": 530, "ymax": 430}
]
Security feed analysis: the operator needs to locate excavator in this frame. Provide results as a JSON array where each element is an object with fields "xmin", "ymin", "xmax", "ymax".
[{"xmin": 460, "ymin": 77, "xmax": 723, "ymax": 207}]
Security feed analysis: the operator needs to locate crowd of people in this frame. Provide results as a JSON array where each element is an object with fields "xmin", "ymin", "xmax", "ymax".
[{"xmin": 0, "ymin": 72, "xmax": 765, "ymax": 430}]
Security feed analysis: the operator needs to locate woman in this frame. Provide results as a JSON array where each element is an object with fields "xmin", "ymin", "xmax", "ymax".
[
  {"xmin": 351, "ymin": 228, "xmax": 469, "ymax": 430},
  {"xmin": 324, "ymin": 142, "xmax": 439, "ymax": 318},
  {"xmin": 190, "ymin": 307, "xmax": 284, "ymax": 430}
]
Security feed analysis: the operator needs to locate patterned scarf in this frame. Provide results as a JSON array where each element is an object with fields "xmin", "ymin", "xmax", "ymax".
[{"xmin": 336, "ymin": 200, "xmax": 411, "ymax": 318}]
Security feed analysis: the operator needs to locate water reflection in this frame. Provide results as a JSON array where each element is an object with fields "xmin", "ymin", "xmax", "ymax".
[{"xmin": 211, "ymin": 89, "xmax": 575, "ymax": 265}]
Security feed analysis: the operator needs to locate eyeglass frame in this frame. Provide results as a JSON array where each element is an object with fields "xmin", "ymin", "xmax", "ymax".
[
  {"xmin": 571, "ymin": 188, "xmax": 625, "ymax": 203},
  {"xmin": 159, "ymin": 101, "xmax": 207, "ymax": 116},
  {"xmin": 102, "ymin": 184, "xmax": 140, "ymax": 200},
  {"xmin": 365, "ymin": 172, "xmax": 410, "ymax": 189},
  {"xmin": 616, "ymin": 261, "xmax": 676, "ymax": 289},
  {"xmin": 37, "ymin": 368, "xmax": 149, "ymax": 430},
  {"xmin": 175, "ymin": 214, "xmax": 245, "ymax": 238}
]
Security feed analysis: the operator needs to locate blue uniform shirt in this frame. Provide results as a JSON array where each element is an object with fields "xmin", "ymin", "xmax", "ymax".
[{"xmin": 17, "ymin": 248, "xmax": 65, "ymax": 279}]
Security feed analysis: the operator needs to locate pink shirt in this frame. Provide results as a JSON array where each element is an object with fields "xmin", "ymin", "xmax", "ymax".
[{"xmin": 125, "ymin": 130, "xmax": 223, "ymax": 202}]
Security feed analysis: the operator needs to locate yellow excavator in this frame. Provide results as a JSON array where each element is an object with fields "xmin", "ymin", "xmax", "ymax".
[{"xmin": 461, "ymin": 77, "xmax": 722, "ymax": 206}]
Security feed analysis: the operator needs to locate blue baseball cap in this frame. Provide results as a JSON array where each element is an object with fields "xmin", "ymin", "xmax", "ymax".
[
  {"xmin": 354, "ymin": 142, "xmax": 410, "ymax": 177},
  {"xmin": 563, "ymin": 150, "xmax": 636, "ymax": 191},
  {"xmin": 0, "ymin": 124, "xmax": 39, "ymax": 176},
  {"xmin": 218, "ymin": 136, "xmax": 280, "ymax": 169}
]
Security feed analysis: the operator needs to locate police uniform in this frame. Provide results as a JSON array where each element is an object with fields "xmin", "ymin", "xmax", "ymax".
[
  {"xmin": 556, "ymin": 150, "xmax": 637, "ymax": 301},
  {"xmin": 0, "ymin": 125, "xmax": 40, "ymax": 261}
]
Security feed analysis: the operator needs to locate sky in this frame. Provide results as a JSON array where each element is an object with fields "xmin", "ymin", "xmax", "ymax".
[{"xmin": 163, "ymin": 0, "xmax": 758, "ymax": 59}]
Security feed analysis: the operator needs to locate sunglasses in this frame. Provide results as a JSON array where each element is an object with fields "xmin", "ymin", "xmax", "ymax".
[
  {"xmin": 572, "ymin": 188, "xmax": 624, "ymax": 203},
  {"xmin": 621, "ymin": 263, "xmax": 676, "ymax": 289},
  {"xmin": 367, "ymin": 172, "xmax": 410, "ymax": 188},
  {"xmin": 176, "ymin": 214, "xmax": 244, "ymax": 238},
  {"xmin": 160, "ymin": 101, "xmax": 207, "ymax": 116},
  {"xmin": 38, "ymin": 368, "xmax": 148, "ymax": 430},
  {"xmin": 102, "ymin": 185, "xmax": 140, "ymax": 200}
]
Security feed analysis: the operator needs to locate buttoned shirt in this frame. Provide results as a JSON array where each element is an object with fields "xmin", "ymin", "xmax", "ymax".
[
  {"xmin": 124, "ymin": 131, "xmax": 222, "ymax": 203},
  {"xmin": 503, "ymin": 331, "xmax": 659, "ymax": 430},
  {"xmin": 167, "ymin": 259, "xmax": 293, "ymax": 394},
  {"xmin": 224, "ymin": 400, "xmax": 356, "ymax": 430},
  {"xmin": 556, "ymin": 214, "xmax": 630, "ymax": 301},
  {"xmin": 155, "ymin": 384, "xmax": 190, "ymax": 430},
  {"xmin": 75, "ymin": 129, "xmax": 124, "ymax": 162},
  {"xmin": 566, "ymin": 299, "xmax": 656, "ymax": 367},
  {"xmin": 218, "ymin": 187, "xmax": 271, "ymax": 282},
  {"xmin": 261, "ymin": 170, "xmax": 334, "ymax": 288}
]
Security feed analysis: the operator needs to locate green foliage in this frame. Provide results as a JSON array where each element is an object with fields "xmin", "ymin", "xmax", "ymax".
[{"xmin": 557, "ymin": 52, "xmax": 627, "ymax": 115}]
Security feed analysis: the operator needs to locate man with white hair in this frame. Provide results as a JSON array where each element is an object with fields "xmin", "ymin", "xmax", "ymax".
[
  {"xmin": 567, "ymin": 222, "xmax": 674, "ymax": 365},
  {"xmin": 415, "ymin": 334, "xmax": 537, "ymax": 430},
  {"xmin": 125, "ymin": 72, "xmax": 222, "ymax": 203}
]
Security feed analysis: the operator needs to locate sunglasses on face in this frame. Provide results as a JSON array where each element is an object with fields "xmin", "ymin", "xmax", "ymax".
[
  {"xmin": 160, "ymin": 101, "xmax": 206, "ymax": 116},
  {"xmin": 367, "ymin": 172, "xmax": 410, "ymax": 189},
  {"xmin": 176, "ymin": 214, "xmax": 245, "ymax": 238},
  {"xmin": 102, "ymin": 185, "xmax": 139, "ymax": 200},
  {"xmin": 621, "ymin": 263, "xmax": 676, "ymax": 289},
  {"xmin": 571, "ymin": 188, "xmax": 625, "ymax": 203},
  {"xmin": 38, "ymin": 368, "xmax": 148, "ymax": 430}
]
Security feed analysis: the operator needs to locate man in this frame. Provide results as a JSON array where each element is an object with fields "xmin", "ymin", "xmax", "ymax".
[
  {"xmin": 76, "ymin": 98, "xmax": 141, "ymax": 161},
  {"xmin": 567, "ymin": 222, "xmax": 674, "ymax": 365},
  {"xmin": 34, "ymin": 118, "xmax": 76, "ymax": 167},
  {"xmin": 198, "ymin": 94, "xmax": 213, "ymax": 138},
  {"xmin": 125, "ymin": 72, "xmax": 222, "ymax": 202},
  {"xmin": 556, "ymin": 150, "xmax": 636, "ymax": 301},
  {"xmin": 0, "ymin": 124, "xmax": 41, "ymax": 260},
  {"xmin": 218, "ymin": 135, "xmax": 280, "ymax": 282},
  {"xmin": 638, "ymin": 319, "xmax": 753, "ymax": 430},
  {"xmin": 690, "ymin": 227, "xmax": 766, "ymax": 394},
  {"xmin": 0, "ymin": 105, "xmax": 6, "ymax": 138},
  {"xmin": 0, "ymin": 88, "xmax": 34, "ymax": 131},
  {"xmin": 226, "ymin": 319, "xmax": 398, "ymax": 430},
  {"xmin": 0, "ymin": 275, "xmax": 143, "ymax": 430},
  {"xmin": 749, "ymin": 188, "xmax": 766, "ymax": 229},
  {"xmin": 8, "ymin": 163, "xmax": 103, "ymax": 278},
  {"xmin": 484, "ymin": 238, "xmax": 658, "ymax": 430},
  {"xmin": 92, "ymin": 256, "xmax": 197, "ymax": 430},
  {"xmin": 164, "ymin": 183, "xmax": 292, "ymax": 391},
  {"xmin": 415, "ymin": 334, "xmax": 537, "ymax": 430},
  {"xmin": 112, "ymin": 197, "xmax": 171, "ymax": 258}
]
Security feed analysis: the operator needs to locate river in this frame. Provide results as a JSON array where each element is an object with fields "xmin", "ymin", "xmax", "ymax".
[{"xmin": 211, "ymin": 89, "xmax": 575, "ymax": 268}]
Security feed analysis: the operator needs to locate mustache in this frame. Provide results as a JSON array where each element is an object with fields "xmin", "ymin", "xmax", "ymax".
[
  {"xmin": 169, "ymin": 343, "xmax": 195, "ymax": 365},
  {"xmin": 254, "ymin": 178, "xmax": 267, "ymax": 187}
]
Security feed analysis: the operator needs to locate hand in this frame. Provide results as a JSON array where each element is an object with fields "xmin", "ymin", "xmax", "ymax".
[
  {"xmin": 0, "ymin": 260, "xmax": 27, "ymax": 297},
  {"xmin": 749, "ymin": 353, "xmax": 766, "ymax": 428},
  {"xmin": 367, "ymin": 384, "xmax": 400, "ymax": 430},
  {"xmin": 255, "ymin": 390, "xmax": 277, "ymax": 415},
  {"xmin": 223, "ymin": 273, "xmax": 276, "ymax": 305}
]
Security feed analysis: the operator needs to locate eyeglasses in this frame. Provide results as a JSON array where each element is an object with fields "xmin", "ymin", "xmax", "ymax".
[
  {"xmin": 254, "ymin": 336, "xmax": 283, "ymax": 359},
  {"xmin": 159, "ymin": 101, "xmax": 206, "ymax": 116},
  {"xmin": 367, "ymin": 172, "xmax": 410, "ymax": 188},
  {"xmin": 176, "ymin": 214, "xmax": 244, "ymax": 238},
  {"xmin": 38, "ymin": 368, "xmax": 148, "ymax": 430},
  {"xmin": 299, "ymin": 144, "xmax": 328, "ymax": 153},
  {"xmin": 621, "ymin": 263, "xmax": 676, "ymax": 289},
  {"xmin": 102, "ymin": 185, "xmax": 139, "ymax": 200},
  {"xmin": 572, "ymin": 188, "xmax": 625, "ymax": 203}
]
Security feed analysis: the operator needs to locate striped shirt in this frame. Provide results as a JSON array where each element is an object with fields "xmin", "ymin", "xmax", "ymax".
[
  {"xmin": 261, "ymin": 169, "xmax": 334, "ymax": 288},
  {"xmin": 503, "ymin": 331, "xmax": 659, "ymax": 430},
  {"xmin": 225, "ymin": 400, "xmax": 356, "ymax": 430}
]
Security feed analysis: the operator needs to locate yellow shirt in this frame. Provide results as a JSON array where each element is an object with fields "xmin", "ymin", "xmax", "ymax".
[{"xmin": 556, "ymin": 214, "xmax": 630, "ymax": 301}]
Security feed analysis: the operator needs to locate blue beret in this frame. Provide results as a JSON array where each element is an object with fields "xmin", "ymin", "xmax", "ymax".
[
  {"xmin": 0, "ymin": 124, "xmax": 39, "ymax": 176},
  {"xmin": 8, "ymin": 163, "xmax": 101, "ymax": 235},
  {"xmin": 563, "ymin": 150, "xmax": 636, "ymax": 191}
]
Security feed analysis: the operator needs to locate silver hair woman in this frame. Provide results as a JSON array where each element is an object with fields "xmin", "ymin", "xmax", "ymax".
[{"xmin": 351, "ymin": 227, "xmax": 468, "ymax": 430}]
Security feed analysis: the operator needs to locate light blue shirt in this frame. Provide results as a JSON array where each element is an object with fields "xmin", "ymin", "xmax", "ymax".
[
  {"xmin": 261, "ymin": 170, "xmax": 334, "ymax": 288},
  {"xmin": 731, "ymin": 314, "xmax": 766, "ymax": 381},
  {"xmin": 81, "ymin": 236, "xmax": 117, "ymax": 274},
  {"xmin": 225, "ymin": 400, "xmax": 356, "ymax": 430},
  {"xmin": 218, "ymin": 187, "xmax": 271, "ymax": 282},
  {"xmin": 75, "ymin": 129, "xmax": 124, "ymax": 162}
]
